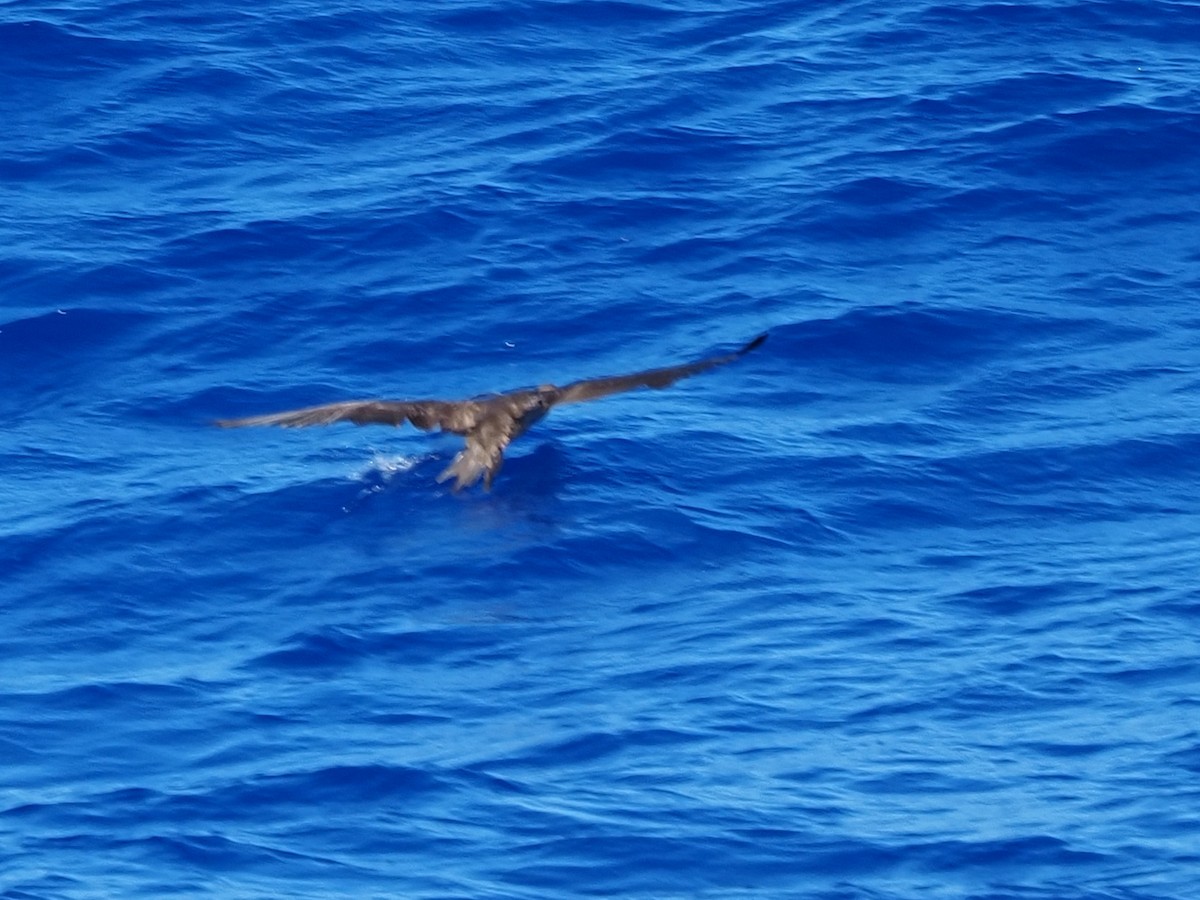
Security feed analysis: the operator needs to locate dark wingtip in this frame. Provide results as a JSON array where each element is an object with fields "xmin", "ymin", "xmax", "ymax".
[{"xmin": 740, "ymin": 332, "xmax": 768, "ymax": 355}]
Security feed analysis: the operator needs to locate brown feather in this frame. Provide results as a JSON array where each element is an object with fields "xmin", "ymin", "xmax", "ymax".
[
  {"xmin": 216, "ymin": 399, "xmax": 479, "ymax": 434},
  {"xmin": 550, "ymin": 333, "xmax": 766, "ymax": 406}
]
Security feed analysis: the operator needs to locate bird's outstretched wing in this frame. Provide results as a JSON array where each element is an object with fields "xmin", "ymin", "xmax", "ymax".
[
  {"xmin": 551, "ymin": 333, "xmax": 767, "ymax": 406},
  {"xmin": 215, "ymin": 399, "xmax": 482, "ymax": 435}
]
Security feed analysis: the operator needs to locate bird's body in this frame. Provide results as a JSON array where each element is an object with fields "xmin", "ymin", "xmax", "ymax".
[{"xmin": 217, "ymin": 333, "xmax": 766, "ymax": 490}]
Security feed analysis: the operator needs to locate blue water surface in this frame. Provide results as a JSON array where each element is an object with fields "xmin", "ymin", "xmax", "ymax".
[{"xmin": 2, "ymin": 0, "xmax": 1200, "ymax": 897}]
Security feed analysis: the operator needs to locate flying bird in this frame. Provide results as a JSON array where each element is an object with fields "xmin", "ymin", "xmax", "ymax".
[{"xmin": 217, "ymin": 333, "xmax": 767, "ymax": 491}]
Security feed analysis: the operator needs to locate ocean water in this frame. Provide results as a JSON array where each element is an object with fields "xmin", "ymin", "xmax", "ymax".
[{"xmin": 3, "ymin": 0, "xmax": 1200, "ymax": 897}]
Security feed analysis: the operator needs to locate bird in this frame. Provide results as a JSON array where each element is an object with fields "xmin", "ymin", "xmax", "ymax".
[{"xmin": 216, "ymin": 333, "xmax": 767, "ymax": 491}]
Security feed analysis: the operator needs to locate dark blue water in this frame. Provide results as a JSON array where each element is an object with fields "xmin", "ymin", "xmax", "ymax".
[{"xmin": 3, "ymin": 0, "xmax": 1200, "ymax": 897}]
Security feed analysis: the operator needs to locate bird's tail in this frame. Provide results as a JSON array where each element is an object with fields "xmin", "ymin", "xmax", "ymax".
[{"xmin": 436, "ymin": 444, "xmax": 500, "ymax": 491}]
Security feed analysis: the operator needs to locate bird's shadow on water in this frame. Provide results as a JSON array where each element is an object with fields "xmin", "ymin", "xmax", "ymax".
[
  {"xmin": 318, "ymin": 443, "xmax": 574, "ymax": 573},
  {"xmin": 344, "ymin": 441, "xmax": 568, "ymax": 519}
]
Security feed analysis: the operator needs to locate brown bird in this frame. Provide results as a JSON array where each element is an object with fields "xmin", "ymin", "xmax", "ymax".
[{"xmin": 217, "ymin": 333, "xmax": 766, "ymax": 491}]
